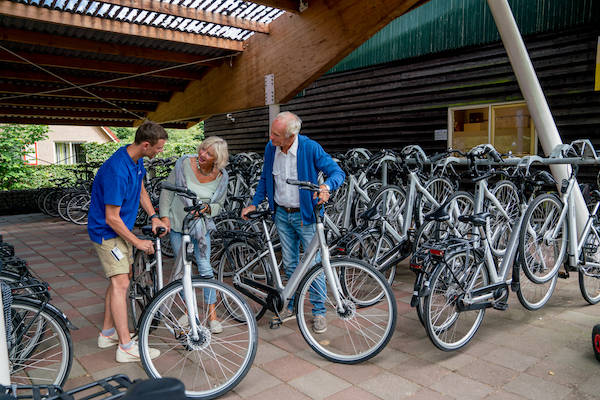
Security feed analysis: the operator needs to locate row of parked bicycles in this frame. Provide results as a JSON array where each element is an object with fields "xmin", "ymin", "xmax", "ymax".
[{"xmin": 5, "ymin": 140, "xmax": 600, "ymax": 399}]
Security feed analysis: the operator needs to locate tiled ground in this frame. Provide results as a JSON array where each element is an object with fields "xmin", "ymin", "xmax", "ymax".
[{"xmin": 2, "ymin": 213, "xmax": 600, "ymax": 400}]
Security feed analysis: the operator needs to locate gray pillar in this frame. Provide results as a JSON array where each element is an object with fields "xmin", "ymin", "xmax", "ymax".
[{"xmin": 487, "ymin": 0, "xmax": 588, "ymax": 232}]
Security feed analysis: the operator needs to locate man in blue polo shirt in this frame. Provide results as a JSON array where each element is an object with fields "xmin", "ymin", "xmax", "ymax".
[
  {"xmin": 241, "ymin": 111, "xmax": 345, "ymax": 334},
  {"xmin": 88, "ymin": 121, "xmax": 169, "ymax": 363}
]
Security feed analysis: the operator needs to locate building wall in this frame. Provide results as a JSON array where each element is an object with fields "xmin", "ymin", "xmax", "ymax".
[
  {"xmin": 205, "ymin": 25, "xmax": 600, "ymax": 159},
  {"xmin": 35, "ymin": 126, "xmax": 113, "ymax": 165}
]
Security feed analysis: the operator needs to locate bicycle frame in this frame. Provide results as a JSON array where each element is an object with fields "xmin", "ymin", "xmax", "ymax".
[
  {"xmin": 232, "ymin": 216, "xmax": 346, "ymax": 314},
  {"xmin": 548, "ymin": 175, "xmax": 600, "ymax": 269}
]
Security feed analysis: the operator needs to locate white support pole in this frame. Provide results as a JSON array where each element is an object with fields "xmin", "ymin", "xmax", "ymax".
[
  {"xmin": 487, "ymin": 0, "xmax": 588, "ymax": 233},
  {"xmin": 0, "ymin": 294, "xmax": 10, "ymax": 385}
]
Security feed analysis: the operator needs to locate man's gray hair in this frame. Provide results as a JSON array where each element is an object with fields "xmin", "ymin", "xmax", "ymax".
[{"xmin": 275, "ymin": 111, "xmax": 302, "ymax": 138}]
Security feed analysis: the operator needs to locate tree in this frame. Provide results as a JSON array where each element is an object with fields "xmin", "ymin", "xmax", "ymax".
[{"xmin": 0, "ymin": 124, "xmax": 48, "ymax": 190}]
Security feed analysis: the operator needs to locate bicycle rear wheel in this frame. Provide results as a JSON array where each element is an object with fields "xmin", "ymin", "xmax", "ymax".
[
  {"xmin": 519, "ymin": 193, "xmax": 567, "ymax": 284},
  {"xmin": 579, "ymin": 223, "xmax": 600, "ymax": 305},
  {"xmin": 138, "ymin": 278, "xmax": 257, "ymax": 399},
  {"xmin": 217, "ymin": 239, "xmax": 271, "ymax": 321},
  {"xmin": 516, "ymin": 268, "xmax": 557, "ymax": 311},
  {"xmin": 129, "ymin": 250, "xmax": 157, "ymax": 332},
  {"xmin": 423, "ymin": 251, "xmax": 488, "ymax": 351},
  {"xmin": 9, "ymin": 299, "xmax": 73, "ymax": 386},
  {"xmin": 295, "ymin": 257, "xmax": 396, "ymax": 364}
]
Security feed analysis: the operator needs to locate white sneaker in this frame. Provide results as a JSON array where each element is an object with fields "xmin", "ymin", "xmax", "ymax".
[
  {"xmin": 116, "ymin": 340, "xmax": 160, "ymax": 363},
  {"xmin": 98, "ymin": 331, "xmax": 135, "ymax": 349},
  {"xmin": 210, "ymin": 320, "xmax": 223, "ymax": 334}
]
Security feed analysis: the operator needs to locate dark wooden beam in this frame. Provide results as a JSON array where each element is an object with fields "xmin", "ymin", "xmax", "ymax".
[
  {"xmin": 148, "ymin": 0, "xmax": 429, "ymax": 122},
  {"xmin": 0, "ymin": 82, "xmax": 170, "ymax": 102},
  {"xmin": 0, "ymin": 28, "xmax": 231, "ymax": 65},
  {"xmin": 0, "ymin": 68, "xmax": 185, "ymax": 92},
  {"xmin": 0, "ymin": 105, "xmax": 143, "ymax": 120},
  {"xmin": 0, "ymin": 116, "xmax": 136, "ymax": 126},
  {"xmin": 0, "ymin": 51, "xmax": 205, "ymax": 80},
  {"xmin": 0, "ymin": 96, "xmax": 157, "ymax": 112},
  {"xmin": 0, "ymin": 0, "xmax": 245, "ymax": 51},
  {"xmin": 99, "ymin": 0, "xmax": 270, "ymax": 33}
]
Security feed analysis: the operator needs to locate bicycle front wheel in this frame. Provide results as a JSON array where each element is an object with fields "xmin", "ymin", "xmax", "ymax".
[
  {"xmin": 519, "ymin": 193, "xmax": 567, "ymax": 284},
  {"xmin": 423, "ymin": 251, "xmax": 489, "ymax": 351},
  {"xmin": 295, "ymin": 257, "xmax": 396, "ymax": 364},
  {"xmin": 579, "ymin": 223, "xmax": 600, "ymax": 304},
  {"xmin": 9, "ymin": 299, "xmax": 73, "ymax": 386},
  {"xmin": 138, "ymin": 278, "xmax": 257, "ymax": 399}
]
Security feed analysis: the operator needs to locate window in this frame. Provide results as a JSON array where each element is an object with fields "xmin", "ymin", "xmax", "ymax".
[
  {"xmin": 23, "ymin": 143, "xmax": 38, "ymax": 165},
  {"xmin": 55, "ymin": 142, "xmax": 85, "ymax": 164},
  {"xmin": 448, "ymin": 102, "xmax": 536, "ymax": 155}
]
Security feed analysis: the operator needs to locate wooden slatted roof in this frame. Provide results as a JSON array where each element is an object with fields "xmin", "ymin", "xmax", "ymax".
[{"xmin": 0, "ymin": 0, "xmax": 429, "ymax": 127}]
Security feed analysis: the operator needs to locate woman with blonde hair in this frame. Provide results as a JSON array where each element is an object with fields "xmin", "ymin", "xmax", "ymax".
[{"xmin": 159, "ymin": 136, "xmax": 229, "ymax": 333}]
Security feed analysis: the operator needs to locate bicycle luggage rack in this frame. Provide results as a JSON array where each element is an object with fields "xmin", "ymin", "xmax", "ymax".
[{"xmin": 1, "ymin": 375, "xmax": 134, "ymax": 400}]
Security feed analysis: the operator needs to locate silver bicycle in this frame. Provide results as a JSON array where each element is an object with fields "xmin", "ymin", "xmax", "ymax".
[
  {"xmin": 220, "ymin": 179, "xmax": 397, "ymax": 364},
  {"xmin": 137, "ymin": 182, "xmax": 257, "ymax": 399}
]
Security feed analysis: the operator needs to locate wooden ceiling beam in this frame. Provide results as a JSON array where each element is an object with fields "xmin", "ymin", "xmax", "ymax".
[
  {"xmin": 0, "ymin": 116, "xmax": 136, "ymax": 126},
  {"xmin": 148, "ymin": 0, "xmax": 429, "ymax": 123},
  {"xmin": 0, "ymin": 96, "xmax": 157, "ymax": 112},
  {"xmin": 0, "ymin": 28, "xmax": 230, "ymax": 65},
  {"xmin": 0, "ymin": 1, "xmax": 245, "ymax": 51},
  {"xmin": 0, "ymin": 67, "xmax": 185, "ymax": 92},
  {"xmin": 0, "ymin": 51, "xmax": 205, "ymax": 81},
  {"xmin": 98, "ymin": 0, "xmax": 270, "ymax": 33},
  {"xmin": 0, "ymin": 106, "xmax": 142, "ymax": 119},
  {"xmin": 249, "ymin": 1, "xmax": 301, "ymax": 14},
  {"xmin": 0, "ymin": 82, "xmax": 170, "ymax": 102}
]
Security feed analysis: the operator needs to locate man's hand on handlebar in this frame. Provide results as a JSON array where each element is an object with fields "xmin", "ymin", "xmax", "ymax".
[
  {"xmin": 314, "ymin": 184, "xmax": 330, "ymax": 205},
  {"xmin": 241, "ymin": 205, "xmax": 256, "ymax": 220},
  {"xmin": 151, "ymin": 216, "xmax": 169, "ymax": 237},
  {"xmin": 136, "ymin": 238, "xmax": 155, "ymax": 255}
]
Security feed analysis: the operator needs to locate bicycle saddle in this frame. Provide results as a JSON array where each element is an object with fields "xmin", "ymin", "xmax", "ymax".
[
  {"xmin": 246, "ymin": 210, "xmax": 273, "ymax": 220},
  {"xmin": 359, "ymin": 206, "xmax": 380, "ymax": 221},
  {"xmin": 458, "ymin": 212, "xmax": 491, "ymax": 227},
  {"xmin": 424, "ymin": 201, "xmax": 452, "ymax": 222}
]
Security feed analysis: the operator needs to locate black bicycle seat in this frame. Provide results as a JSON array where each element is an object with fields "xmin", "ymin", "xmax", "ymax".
[
  {"xmin": 359, "ymin": 206, "xmax": 380, "ymax": 221},
  {"xmin": 458, "ymin": 212, "xmax": 491, "ymax": 227},
  {"xmin": 246, "ymin": 210, "xmax": 273, "ymax": 220},
  {"xmin": 424, "ymin": 201, "xmax": 452, "ymax": 222}
]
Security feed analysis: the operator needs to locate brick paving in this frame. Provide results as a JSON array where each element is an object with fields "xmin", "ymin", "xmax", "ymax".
[{"xmin": 2, "ymin": 213, "xmax": 600, "ymax": 400}]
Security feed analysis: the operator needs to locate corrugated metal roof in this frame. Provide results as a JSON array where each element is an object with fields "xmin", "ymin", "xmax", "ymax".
[{"xmin": 329, "ymin": 0, "xmax": 599, "ymax": 74}]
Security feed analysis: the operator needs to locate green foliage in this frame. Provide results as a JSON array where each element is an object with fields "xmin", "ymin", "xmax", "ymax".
[
  {"xmin": 1, "ymin": 122, "xmax": 206, "ymax": 191},
  {"xmin": 0, "ymin": 124, "xmax": 48, "ymax": 190}
]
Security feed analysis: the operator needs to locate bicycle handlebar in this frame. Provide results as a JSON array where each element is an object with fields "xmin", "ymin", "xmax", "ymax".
[
  {"xmin": 161, "ymin": 181, "xmax": 197, "ymax": 199},
  {"xmin": 286, "ymin": 179, "xmax": 321, "ymax": 192}
]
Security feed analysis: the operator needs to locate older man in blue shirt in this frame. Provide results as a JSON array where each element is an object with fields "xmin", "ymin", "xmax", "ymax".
[{"xmin": 242, "ymin": 111, "xmax": 345, "ymax": 333}]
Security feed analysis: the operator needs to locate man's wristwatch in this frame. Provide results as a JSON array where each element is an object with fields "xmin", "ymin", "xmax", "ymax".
[{"xmin": 150, "ymin": 213, "xmax": 160, "ymax": 220}]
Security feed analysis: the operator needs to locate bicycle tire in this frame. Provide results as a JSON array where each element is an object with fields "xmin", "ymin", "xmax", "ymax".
[
  {"xmin": 344, "ymin": 229, "xmax": 396, "ymax": 286},
  {"xmin": 351, "ymin": 179, "xmax": 383, "ymax": 227},
  {"xmin": 369, "ymin": 184, "xmax": 406, "ymax": 234},
  {"xmin": 579, "ymin": 223, "xmax": 600, "ymax": 304},
  {"xmin": 217, "ymin": 239, "xmax": 271, "ymax": 321},
  {"xmin": 415, "ymin": 177, "xmax": 455, "ymax": 226},
  {"xmin": 519, "ymin": 193, "xmax": 567, "ymax": 284},
  {"xmin": 138, "ymin": 278, "xmax": 257, "ymax": 399},
  {"xmin": 487, "ymin": 180, "xmax": 521, "ymax": 256},
  {"xmin": 66, "ymin": 193, "xmax": 90, "ymax": 225},
  {"xmin": 423, "ymin": 251, "xmax": 489, "ymax": 351},
  {"xmin": 516, "ymin": 268, "xmax": 557, "ymax": 311},
  {"xmin": 129, "ymin": 250, "xmax": 157, "ymax": 332},
  {"xmin": 9, "ymin": 298, "xmax": 73, "ymax": 386},
  {"xmin": 295, "ymin": 257, "xmax": 397, "ymax": 364}
]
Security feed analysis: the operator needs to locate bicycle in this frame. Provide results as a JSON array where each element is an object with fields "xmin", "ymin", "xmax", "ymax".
[
  {"xmin": 219, "ymin": 179, "xmax": 397, "ymax": 364},
  {"xmin": 519, "ymin": 140, "xmax": 600, "ymax": 304},
  {"xmin": 137, "ymin": 182, "xmax": 257, "ymax": 399}
]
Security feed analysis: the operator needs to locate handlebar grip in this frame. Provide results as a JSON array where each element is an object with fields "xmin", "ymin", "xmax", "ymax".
[
  {"xmin": 428, "ymin": 152, "xmax": 447, "ymax": 163},
  {"xmin": 161, "ymin": 181, "xmax": 196, "ymax": 198},
  {"xmin": 286, "ymin": 179, "xmax": 320, "ymax": 190}
]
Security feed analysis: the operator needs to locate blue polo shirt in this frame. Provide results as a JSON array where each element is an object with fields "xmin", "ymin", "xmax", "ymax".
[{"xmin": 88, "ymin": 146, "xmax": 146, "ymax": 244}]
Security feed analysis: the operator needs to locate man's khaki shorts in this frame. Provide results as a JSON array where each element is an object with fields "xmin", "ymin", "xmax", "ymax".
[{"xmin": 93, "ymin": 237, "xmax": 134, "ymax": 278}]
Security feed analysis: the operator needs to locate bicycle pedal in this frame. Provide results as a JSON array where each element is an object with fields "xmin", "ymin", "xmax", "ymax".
[
  {"xmin": 492, "ymin": 301, "xmax": 508, "ymax": 311},
  {"xmin": 558, "ymin": 271, "xmax": 569, "ymax": 279},
  {"xmin": 269, "ymin": 318, "xmax": 282, "ymax": 330}
]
